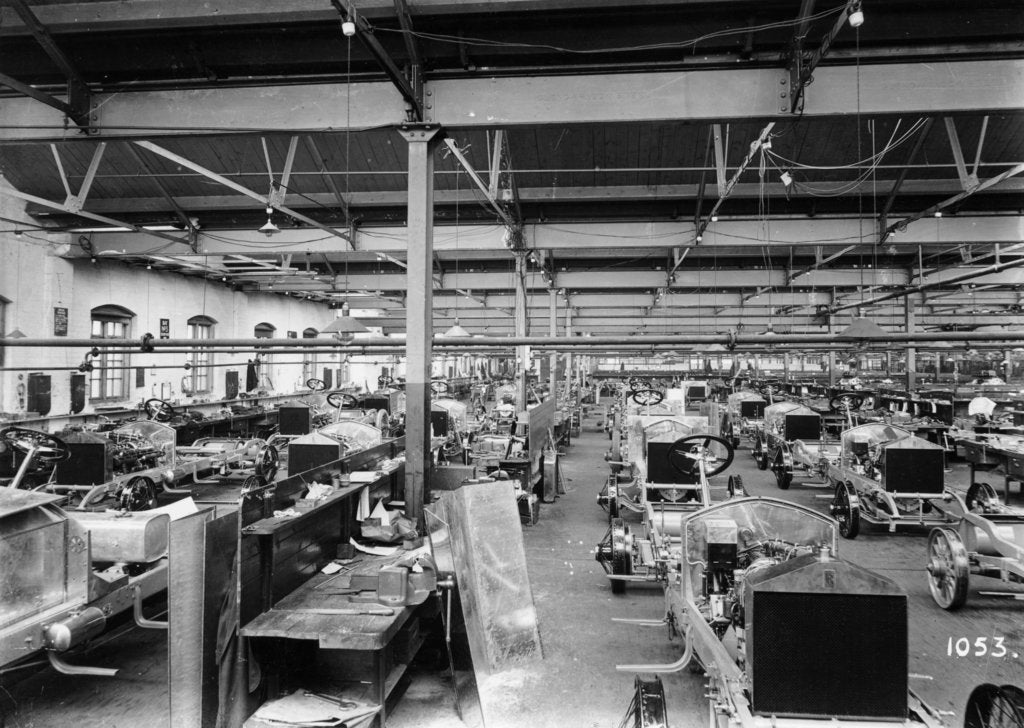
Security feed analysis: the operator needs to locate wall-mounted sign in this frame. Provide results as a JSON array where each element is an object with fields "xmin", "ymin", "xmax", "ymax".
[
  {"xmin": 53, "ymin": 307, "xmax": 68, "ymax": 336},
  {"xmin": 159, "ymin": 318, "xmax": 170, "ymax": 339}
]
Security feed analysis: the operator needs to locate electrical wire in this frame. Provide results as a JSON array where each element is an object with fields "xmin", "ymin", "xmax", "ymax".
[
  {"xmin": 374, "ymin": 6, "xmax": 845, "ymax": 56},
  {"xmin": 767, "ymin": 118, "xmax": 927, "ymax": 170}
]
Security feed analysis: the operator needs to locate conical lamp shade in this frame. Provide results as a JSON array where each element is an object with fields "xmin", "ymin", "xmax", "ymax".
[
  {"xmin": 5, "ymin": 328, "xmax": 27, "ymax": 339},
  {"xmin": 322, "ymin": 313, "xmax": 369, "ymax": 336},
  {"xmin": 259, "ymin": 218, "xmax": 280, "ymax": 236},
  {"xmin": 442, "ymin": 319, "xmax": 470, "ymax": 337},
  {"xmin": 837, "ymin": 317, "xmax": 886, "ymax": 339}
]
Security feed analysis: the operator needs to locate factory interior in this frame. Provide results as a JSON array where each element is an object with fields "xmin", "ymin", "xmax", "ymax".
[{"xmin": 1, "ymin": 1, "xmax": 1023, "ymax": 727}]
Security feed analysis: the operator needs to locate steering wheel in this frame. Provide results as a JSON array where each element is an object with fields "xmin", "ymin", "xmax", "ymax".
[
  {"xmin": 377, "ymin": 375, "xmax": 395, "ymax": 388},
  {"xmin": 630, "ymin": 389, "xmax": 664, "ymax": 406},
  {"xmin": 758, "ymin": 382, "xmax": 781, "ymax": 398},
  {"xmin": 327, "ymin": 392, "xmax": 359, "ymax": 409},
  {"xmin": 431, "ymin": 381, "xmax": 450, "ymax": 395},
  {"xmin": 0, "ymin": 427, "xmax": 70, "ymax": 463},
  {"xmin": 666, "ymin": 434, "xmax": 734, "ymax": 477},
  {"xmin": 144, "ymin": 398, "xmax": 176, "ymax": 422},
  {"xmin": 305, "ymin": 378, "xmax": 326, "ymax": 391},
  {"xmin": 627, "ymin": 376, "xmax": 651, "ymax": 393},
  {"xmin": 829, "ymin": 392, "xmax": 865, "ymax": 412}
]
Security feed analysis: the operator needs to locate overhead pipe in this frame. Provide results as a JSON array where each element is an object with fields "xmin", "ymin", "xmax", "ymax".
[{"xmin": 5, "ymin": 331, "xmax": 1024, "ymax": 352}]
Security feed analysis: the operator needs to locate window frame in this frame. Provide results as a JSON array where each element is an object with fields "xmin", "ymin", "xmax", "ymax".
[
  {"xmin": 89, "ymin": 305, "xmax": 135, "ymax": 402},
  {"xmin": 187, "ymin": 315, "xmax": 217, "ymax": 394}
]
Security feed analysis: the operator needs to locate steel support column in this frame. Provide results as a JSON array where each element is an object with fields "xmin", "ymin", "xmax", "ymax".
[
  {"xmin": 398, "ymin": 123, "xmax": 442, "ymax": 530},
  {"xmin": 514, "ymin": 251, "xmax": 529, "ymax": 410},
  {"xmin": 827, "ymin": 318, "xmax": 837, "ymax": 388},
  {"xmin": 905, "ymin": 296, "xmax": 917, "ymax": 390},
  {"xmin": 564, "ymin": 302, "xmax": 573, "ymax": 397},
  {"xmin": 549, "ymin": 289, "xmax": 557, "ymax": 404}
]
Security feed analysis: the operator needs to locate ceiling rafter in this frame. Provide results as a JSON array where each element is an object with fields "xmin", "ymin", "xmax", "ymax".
[
  {"xmin": 3, "ymin": 0, "xmax": 91, "ymax": 129},
  {"xmin": 330, "ymin": 0, "xmax": 423, "ymax": 121},
  {"xmin": 131, "ymin": 139, "xmax": 353, "ymax": 248}
]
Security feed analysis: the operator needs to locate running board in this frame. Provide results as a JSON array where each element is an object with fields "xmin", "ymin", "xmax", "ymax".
[{"xmin": 611, "ymin": 616, "xmax": 666, "ymax": 626}]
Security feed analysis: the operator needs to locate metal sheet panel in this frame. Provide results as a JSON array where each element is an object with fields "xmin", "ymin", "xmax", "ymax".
[
  {"xmin": 169, "ymin": 506, "xmax": 237, "ymax": 728},
  {"xmin": 443, "ymin": 482, "xmax": 542, "ymax": 675}
]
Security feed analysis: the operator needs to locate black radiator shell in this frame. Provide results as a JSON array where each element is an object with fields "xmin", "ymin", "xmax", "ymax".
[{"xmin": 744, "ymin": 554, "xmax": 908, "ymax": 721}]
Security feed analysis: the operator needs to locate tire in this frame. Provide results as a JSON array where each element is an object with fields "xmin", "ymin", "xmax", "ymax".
[
  {"xmin": 755, "ymin": 442, "xmax": 768, "ymax": 471},
  {"xmin": 119, "ymin": 476, "xmax": 157, "ymax": 511},
  {"xmin": 727, "ymin": 475, "xmax": 745, "ymax": 498},
  {"xmin": 926, "ymin": 527, "xmax": 970, "ymax": 610},
  {"xmin": 965, "ymin": 684, "xmax": 1024, "ymax": 728},
  {"xmin": 966, "ymin": 481, "xmax": 998, "ymax": 510},
  {"xmin": 774, "ymin": 457, "xmax": 792, "ymax": 490},
  {"xmin": 610, "ymin": 518, "xmax": 630, "ymax": 595},
  {"xmin": 831, "ymin": 481, "xmax": 860, "ymax": 539}
]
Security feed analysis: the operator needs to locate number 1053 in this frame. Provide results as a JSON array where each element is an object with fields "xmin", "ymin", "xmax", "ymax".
[{"xmin": 946, "ymin": 636, "xmax": 1008, "ymax": 658}]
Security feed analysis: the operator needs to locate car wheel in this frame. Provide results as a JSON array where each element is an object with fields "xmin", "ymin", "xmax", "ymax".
[
  {"xmin": 926, "ymin": 527, "xmax": 969, "ymax": 610},
  {"xmin": 831, "ymin": 481, "xmax": 860, "ymax": 539}
]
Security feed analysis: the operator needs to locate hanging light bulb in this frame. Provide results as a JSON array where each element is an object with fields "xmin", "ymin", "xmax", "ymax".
[
  {"xmin": 848, "ymin": 1, "xmax": 864, "ymax": 28},
  {"xmin": 259, "ymin": 205, "xmax": 280, "ymax": 236}
]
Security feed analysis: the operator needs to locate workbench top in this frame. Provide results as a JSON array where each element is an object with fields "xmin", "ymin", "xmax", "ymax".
[{"xmin": 240, "ymin": 554, "xmax": 417, "ymax": 650}]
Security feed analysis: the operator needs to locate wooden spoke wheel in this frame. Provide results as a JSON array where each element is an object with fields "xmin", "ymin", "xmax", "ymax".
[
  {"xmin": 119, "ymin": 476, "xmax": 158, "ymax": 511},
  {"xmin": 830, "ymin": 480, "xmax": 860, "ymax": 539},
  {"xmin": 965, "ymin": 684, "xmax": 1024, "ymax": 728},
  {"xmin": 610, "ymin": 517, "xmax": 632, "ymax": 594},
  {"xmin": 926, "ymin": 527, "xmax": 970, "ymax": 610},
  {"xmin": 253, "ymin": 444, "xmax": 280, "ymax": 482}
]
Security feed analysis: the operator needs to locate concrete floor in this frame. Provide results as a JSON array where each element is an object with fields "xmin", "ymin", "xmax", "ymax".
[
  {"xmin": 391, "ymin": 404, "xmax": 1024, "ymax": 728},
  {"xmin": 4, "ymin": 403, "xmax": 1023, "ymax": 728}
]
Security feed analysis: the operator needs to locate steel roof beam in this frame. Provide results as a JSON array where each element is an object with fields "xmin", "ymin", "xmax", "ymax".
[
  {"xmin": 5, "ymin": 0, "xmax": 91, "ymax": 129},
  {"xmin": 3, "ymin": 60, "xmax": 1020, "ymax": 141},
  {"xmin": 68, "ymin": 215, "xmax": 1024, "ymax": 261},
  {"xmin": 303, "ymin": 135, "xmax": 352, "ymax": 231},
  {"xmin": 123, "ymin": 143, "xmax": 198, "ymax": 246},
  {"xmin": 1, "ymin": 185, "xmax": 188, "ymax": 246}
]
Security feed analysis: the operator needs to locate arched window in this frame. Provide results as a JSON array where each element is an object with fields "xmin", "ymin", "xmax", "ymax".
[
  {"xmin": 188, "ymin": 315, "xmax": 217, "ymax": 393},
  {"xmin": 252, "ymin": 323, "xmax": 276, "ymax": 390},
  {"xmin": 90, "ymin": 305, "xmax": 136, "ymax": 400}
]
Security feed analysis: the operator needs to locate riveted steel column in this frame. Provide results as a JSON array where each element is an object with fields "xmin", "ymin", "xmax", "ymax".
[
  {"xmin": 827, "ymin": 317, "xmax": 837, "ymax": 388},
  {"xmin": 905, "ymin": 296, "xmax": 917, "ymax": 390},
  {"xmin": 549, "ymin": 289, "xmax": 558, "ymax": 402},
  {"xmin": 399, "ymin": 123, "xmax": 442, "ymax": 530},
  {"xmin": 564, "ymin": 301, "xmax": 573, "ymax": 397},
  {"xmin": 514, "ymin": 251, "xmax": 529, "ymax": 410}
]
